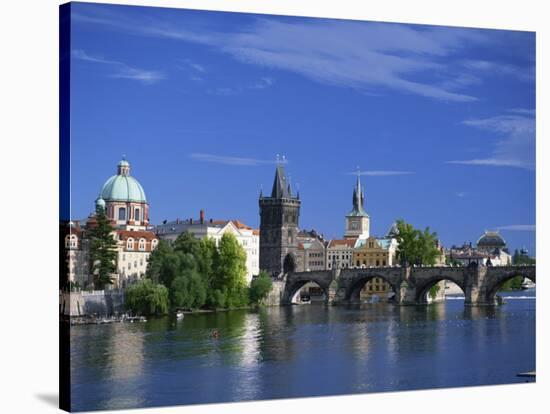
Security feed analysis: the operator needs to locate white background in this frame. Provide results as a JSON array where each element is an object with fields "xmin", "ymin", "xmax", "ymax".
[{"xmin": 0, "ymin": 0, "xmax": 548, "ymax": 413}]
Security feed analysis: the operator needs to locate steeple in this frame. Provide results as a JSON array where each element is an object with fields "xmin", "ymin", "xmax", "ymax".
[
  {"xmin": 349, "ymin": 168, "xmax": 368, "ymax": 216},
  {"xmin": 271, "ymin": 155, "xmax": 293, "ymax": 199}
]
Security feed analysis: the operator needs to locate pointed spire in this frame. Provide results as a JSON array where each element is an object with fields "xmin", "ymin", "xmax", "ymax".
[
  {"xmin": 349, "ymin": 166, "xmax": 368, "ymax": 216},
  {"xmin": 270, "ymin": 155, "xmax": 294, "ymax": 198},
  {"xmin": 287, "ymin": 174, "xmax": 292, "ymax": 197}
]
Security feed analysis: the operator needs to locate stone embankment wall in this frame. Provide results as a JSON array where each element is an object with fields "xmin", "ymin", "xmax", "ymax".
[
  {"xmin": 60, "ymin": 290, "xmax": 125, "ymax": 316},
  {"xmin": 264, "ymin": 279, "xmax": 285, "ymax": 306}
]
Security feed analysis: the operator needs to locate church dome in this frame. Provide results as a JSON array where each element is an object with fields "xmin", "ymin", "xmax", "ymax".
[
  {"xmin": 477, "ymin": 231, "xmax": 506, "ymax": 249},
  {"xmin": 100, "ymin": 158, "xmax": 147, "ymax": 203}
]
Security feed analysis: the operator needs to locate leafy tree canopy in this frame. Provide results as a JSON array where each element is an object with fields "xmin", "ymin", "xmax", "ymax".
[
  {"xmin": 395, "ymin": 219, "xmax": 441, "ymax": 266},
  {"xmin": 249, "ymin": 271, "xmax": 273, "ymax": 305},
  {"xmin": 125, "ymin": 279, "xmax": 169, "ymax": 316}
]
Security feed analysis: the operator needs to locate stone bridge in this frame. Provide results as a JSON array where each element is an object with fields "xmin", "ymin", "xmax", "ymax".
[{"xmin": 278, "ymin": 265, "xmax": 535, "ymax": 306}]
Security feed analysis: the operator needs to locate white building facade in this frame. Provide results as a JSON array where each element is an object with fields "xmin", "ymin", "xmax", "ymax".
[{"xmin": 154, "ymin": 211, "xmax": 260, "ymax": 283}]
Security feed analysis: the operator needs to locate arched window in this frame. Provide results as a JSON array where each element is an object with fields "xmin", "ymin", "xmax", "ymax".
[
  {"xmin": 135, "ymin": 208, "xmax": 140, "ymax": 221},
  {"xmin": 138, "ymin": 238, "xmax": 146, "ymax": 251},
  {"xmin": 118, "ymin": 207, "xmax": 126, "ymax": 221},
  {"xmin": 127, "ymin": 238, "xmax": 134, "ymax": 250}
]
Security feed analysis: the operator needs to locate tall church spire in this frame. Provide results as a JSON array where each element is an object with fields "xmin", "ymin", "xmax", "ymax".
[{"xmin": 350, "ymin": 167, "xmax": 367, "ymax": 216}]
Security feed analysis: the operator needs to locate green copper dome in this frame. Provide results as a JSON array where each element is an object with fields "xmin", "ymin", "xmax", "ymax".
[{"xmin": 100, "ymin": 159, "xmax": 147, "ymax": 203}]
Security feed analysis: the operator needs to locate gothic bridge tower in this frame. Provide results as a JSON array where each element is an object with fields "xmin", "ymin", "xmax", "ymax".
[{"xmin": 259, "ymin": 159, "xmax": 301, "ymax": 277}]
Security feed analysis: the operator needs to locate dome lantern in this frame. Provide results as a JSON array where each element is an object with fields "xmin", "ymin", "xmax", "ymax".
[{"xmin": 117, "ymin": 156, "xmax": 130, "ymax": 176}]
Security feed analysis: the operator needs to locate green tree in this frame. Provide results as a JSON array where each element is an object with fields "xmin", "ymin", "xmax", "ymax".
[
  {"xmin": 513, "ymin": 250, "xmax": 536, "ymax": 265},
  {"xmin": 89, "ymin": 206, "xmax": 118, "ymax": 289},
  {"xmin": 146, "ymin": 239, "xmax": 175, "ymax": 284},
  {"xmin": 212, "ymin": 233, "xmax": 249, "ymax": 308},
  {"xmin": 500, "ymin": 276, "xmax": 524, "ymax": 291},
  {"xmin": 125, "ymin": 279, "xmax": 169, "ymax": 316},
  {"xmin": 169, "ymin": 253, "xmax": 207, "ymax": 308},
  {"xmin": 395, "ymin": 219, "xmax": 440, "ymax": 266},
  {"xmin": 173, "ymin": 231, "xmax": 201, "ymax": 257},
  {"xmin": 249, "ymin": 271, "xmax": 273, "ymax": 305}
]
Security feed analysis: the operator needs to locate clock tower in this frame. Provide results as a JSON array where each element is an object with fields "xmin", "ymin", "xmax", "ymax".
[{"xmin": 344, "ymin": 171, "xmax": 370, "ymax": 239}]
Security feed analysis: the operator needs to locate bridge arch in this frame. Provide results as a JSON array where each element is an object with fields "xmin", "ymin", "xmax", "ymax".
[
  {"xmin": 283, "ymin": 279, "xmax": 328, "ymax": 304},
  {"xmin": 345, "ymin": 274, "xmax": 399, "ymax": 304},
  {"xmin": 281, "ymin": 271, "xmax": 334, "ymax": 305},
  {"xmin": 484, "ymin": 268, "xmax": 536, "ymax": 304},
  {"xmin": 415, "ymin": 275, "xmax": 465, "ymax": 304}
]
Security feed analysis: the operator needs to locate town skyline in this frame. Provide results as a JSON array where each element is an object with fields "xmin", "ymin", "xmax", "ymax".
[{"xmin": 69, "ymin": 2, "xmax": 536, "ymax": 254}]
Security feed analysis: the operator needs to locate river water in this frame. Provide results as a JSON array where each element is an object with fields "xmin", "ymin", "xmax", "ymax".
[{"xmin": 70, "ymin": 289, "xmax": 535, "ymax": 411}]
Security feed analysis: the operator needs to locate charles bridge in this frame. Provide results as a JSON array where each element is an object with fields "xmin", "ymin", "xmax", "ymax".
[{"xmin": 270, "ymin": 264, "xmax": 536, "ymax": 306}]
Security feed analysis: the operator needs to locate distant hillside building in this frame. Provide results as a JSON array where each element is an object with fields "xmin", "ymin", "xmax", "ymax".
[
  {"xmin": 154, "ymin": 211, "xmax": 259, "ymax": 283},
  {"xmin": 259, "ymin": 162, "xmax": 301, "ymax": 277}
]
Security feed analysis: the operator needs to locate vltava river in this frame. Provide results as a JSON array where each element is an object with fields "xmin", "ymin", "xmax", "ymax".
[{"xmin": 70, "ymin": 290, "xmax": 535, "ymax": 411}]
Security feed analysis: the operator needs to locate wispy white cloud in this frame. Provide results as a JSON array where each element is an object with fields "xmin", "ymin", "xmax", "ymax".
[
  {"xmin": 349, "ymin": 170, "xmax": 415, "ymax": 176},
  {"xmin": 190, "ymin": 153, "xmax": 280, "ymax": 166},
  {"xmin": 497, "ymin": 224, "xmax": 536, "ymax": 231},
  {"xmin": 71, "ymin": 10, "xmax": 517, "ymax": 102},
  {"xmin": 455, "ymin": 191, "xmax": 468, "ymax": 197},
  {"xmin": 462, "ymin": 59, "xmax": 535, "ymax": 82},
  {"xmin": 447, "ymin": 111, "xmax": 535, "ymax": 170},
  {"xmin": 72, "ymin": 49, "xmax": 164, "ymax": 84},
  {"xmin": 250, "ymin": 77, "xmax": 275, "ymax": 89},
  {"xmin": 207, "ymin": 77, "xmax": 275, "ymax": 95}
]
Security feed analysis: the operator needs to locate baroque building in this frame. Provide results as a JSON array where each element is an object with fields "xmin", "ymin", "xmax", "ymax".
[
  {"xmin": 447, "ymin": 231, "xmax": 511, "ymax": 267},
  {"xmin": 259, "ymin": 162, "xmax": 301, "ymax": 277},
  {"xmin": 64, "ymin": 158, "xmax": 158, "ymax": 289}
]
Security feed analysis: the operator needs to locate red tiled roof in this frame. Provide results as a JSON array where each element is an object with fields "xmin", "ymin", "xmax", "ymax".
[
  {"xmin": 328, "ymin": 239, "xmax": 356, "ymax": 248},
  {"xmin": 231, "ymin": 220, "xmax": 253, "ymax": 230},
  {"xmin": 117, "ymin": 230, "xmax": 158, "ymax": 241}
]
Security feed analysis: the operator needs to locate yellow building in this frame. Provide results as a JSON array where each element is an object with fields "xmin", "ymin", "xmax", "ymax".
[{"xmin": 353, "ymin": 235, "xmax": 398, "ymax": 299}]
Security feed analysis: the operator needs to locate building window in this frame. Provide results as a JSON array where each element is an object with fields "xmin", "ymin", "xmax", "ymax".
[
  {"xmin": 127, "ymin": 238, "xmax": 134, "ymax": 250},
  {"xmin": 119, "ymin": 207, "xmax": 126, "ymax": 221},
  {"xmin": 135, "ymin": 208, "xmax": 140, "ymax": 221}
]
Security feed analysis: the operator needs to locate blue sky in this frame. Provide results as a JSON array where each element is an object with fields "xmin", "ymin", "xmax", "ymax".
[{"xmin": 68, "ymin": 2, "xmax": 536, "ymax": 255}]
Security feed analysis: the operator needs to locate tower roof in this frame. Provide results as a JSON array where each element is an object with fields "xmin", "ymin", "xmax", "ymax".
[
  {"xmin": 271, "ymin": 163, "xmax": 292, "ymax": 198},
  {"xmin": 348, "ymin": 172, "xmax": 368, "ymax": 217}
]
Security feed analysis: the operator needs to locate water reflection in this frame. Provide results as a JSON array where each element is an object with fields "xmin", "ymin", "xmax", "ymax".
[{"xmin": 70, "ymin": 295, "xmax": 535, "ymax": 411}]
